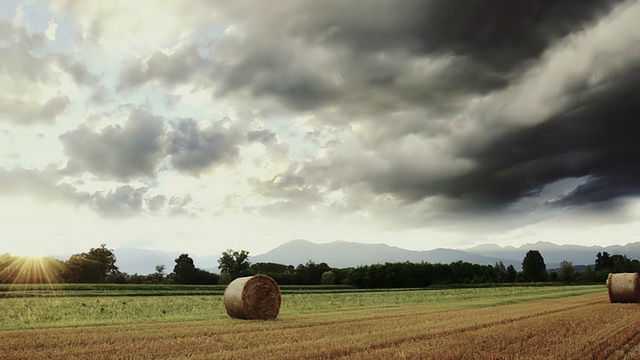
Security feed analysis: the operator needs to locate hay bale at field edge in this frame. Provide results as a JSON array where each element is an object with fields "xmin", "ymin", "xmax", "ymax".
[
  {"xmin": 606, "ymin": 272, "xmax": 640, "ymax": 303},
  {"xmin": 223, "ymin": 274, "xmax": 281, "ymax": 320}
]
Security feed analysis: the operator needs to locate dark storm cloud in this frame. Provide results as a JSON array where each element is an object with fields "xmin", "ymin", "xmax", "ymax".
[
  {"xmin": 300, "ymin": 0, "xmax": 621, "ymax": 69},
  {"xmin": 166, "ymin": 118, "xmax": 241, "ymax": 175},
  {"xmin": 212, "ymin": 0, "xmax": 621, "ymax": 112},
  {"xmin": 549, "ymin": 177, "xmax": 640, "ymax": 208},
  {"xmin": 117, "ymin": 0, "xmax": 623, "ymax": 118},
  {"xmin": 369, "ymin": 67, "xmax": 640, "ymax": 210},
  {"xmin": 59, "ymin": 108, "xmax": 166, "ymax": 180},
  {"xmin": 261, "ymin": 0, "xmax": 639, "ymax": 215},
  {"xmin": 111, "ymin": 0, "xmax": 639, "ymax": 214}
]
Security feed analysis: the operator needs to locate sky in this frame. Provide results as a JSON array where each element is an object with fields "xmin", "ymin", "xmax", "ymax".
[{"xmin": 1, "ymin": 0, "xmax": 640, "ymax": 258}]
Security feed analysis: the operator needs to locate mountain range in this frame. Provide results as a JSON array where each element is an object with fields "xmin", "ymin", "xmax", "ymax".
[{"xmin": 112, "ymin": 240, "xmax": 640, "ymax": 275}]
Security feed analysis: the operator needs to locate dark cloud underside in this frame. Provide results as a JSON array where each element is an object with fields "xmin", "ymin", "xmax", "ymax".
[
  {"xmin": 366, "ymin": 66, "xmax": 640, "ymax": 210},
  {"xmin": 60, "ymin": 109, "xmax": 166, "ymax": 180},
  {"xmin": 166, "ymin": 118, "xmax": 241, "ymax": 175}
]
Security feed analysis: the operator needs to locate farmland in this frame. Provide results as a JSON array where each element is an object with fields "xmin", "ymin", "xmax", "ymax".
[{"xmin": 1, "ymin": 285, "xmax": 639, "ymax": 359}]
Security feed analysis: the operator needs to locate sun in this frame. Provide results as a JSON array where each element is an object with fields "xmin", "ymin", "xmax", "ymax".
[{"xmin": 0, "ymin": 256, "xmax": 65, "ymax": 286}]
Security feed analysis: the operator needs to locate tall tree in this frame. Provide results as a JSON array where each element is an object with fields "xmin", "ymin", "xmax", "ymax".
[
  {"xmin": 595, "ymin": 252, "xmax": 614, "ymax": 272},
  {"xmin": 64, "ymin": 244, "xmax": 119, "ymax": 283},
  {"xmin": 173, "ymin": 254, "xmax": 198, "ymax": 284},
  {"xmin": 295, "ymin": 261, "xmax": 331, "ymax": 285},
  {"xmin": 506, "ymin": 264, "xmax": 518, "ymax": 283},
  {"xmin": 218, "ymin": 249, "xmax": 250, "ymax": 281},
  {"xmin": 557, "ymin": 260, "xmax": 576, "ymax": 283},
  {"xmin": 146, "ymin": 264, "xmax": 167, "ymax": 284},
  {"xmin": 494, "ymin": 261, "xmax": 508, "ymax": 282},
  {"xmin": 522, "ymin": 250, "xmax": 547, "ymax": 282}
]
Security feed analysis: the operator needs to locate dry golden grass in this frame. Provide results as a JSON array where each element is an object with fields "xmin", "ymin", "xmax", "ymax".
[{"xmin": 1, "ymin": 291, "xmax": 638, "ymax": 359}]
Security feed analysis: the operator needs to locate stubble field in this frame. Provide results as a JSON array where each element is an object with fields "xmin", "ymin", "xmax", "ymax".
[{"xmin": 1, "ymin": 285, "xmax": 638, "ymax": 359}]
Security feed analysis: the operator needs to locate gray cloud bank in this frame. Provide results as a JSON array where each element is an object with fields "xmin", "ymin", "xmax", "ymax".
[
  {"xmin": 5, "ymin": 0, "xmax": 640, "ymax": 222},
  {"xmin": 196, "ymin": 0, "xmax": 638, "ymax": 214}
]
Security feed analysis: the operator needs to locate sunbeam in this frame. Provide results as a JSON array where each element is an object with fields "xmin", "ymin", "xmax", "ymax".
[{"xmin": 0, "ymin": 255, "xmax": 65, "ymax": 290}]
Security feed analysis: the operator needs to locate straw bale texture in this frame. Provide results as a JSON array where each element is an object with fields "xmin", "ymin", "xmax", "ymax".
[
  {"xmin": 223, "ymin": 274, "xmax": 281, "ymax": 319},
  {"xmin": 606, "ymin": 272, "xmax": 640, "ymax": 303}
]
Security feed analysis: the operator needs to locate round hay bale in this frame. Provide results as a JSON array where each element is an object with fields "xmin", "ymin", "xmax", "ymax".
[
  {"xmin": 223, "ymin": 274, "xmax": 281, "ymax": 320},
  {"xmin": 606, "ymin": 272, "xmax": 640, "ymax": 303}
]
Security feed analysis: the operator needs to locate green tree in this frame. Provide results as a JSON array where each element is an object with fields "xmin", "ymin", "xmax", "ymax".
[
  {"xmin": 249, "ymin": 262, "xmax": 295, "ymax": 285},
  {"xmin": 522, "ymin": 250, "xmax": 547, "ymax": 282},
  {"xmin": 611, "ymin": 254, "xmax": 640, "ymax": 273},
  {"xmin": 557, "ymin": 260, "xmax": 576, "ymax": 283},
  {"xmin": 494, "ymin": 261, "xmax": 508, "ymax": 282},
  {"xmin": 506, "ymin": 265, "xmax": 518, "ymax": 283},
  {"xmin": 146, "ymin": 264, "xmax": 167, "ymax": 284},
  {"xmin": 195, "ymin": 268, "xmax": 220, "ymax": 285},
  {"xmin": 155, "ymin": 264, "xmax": 166, "ymax": 276},
  {"xmin": 64, "ymin": 244, "xmax": 119, "ymax": 283},
  {"xmin": 320, "ymin": 270, "xmax": 336, "ymax": 285},
  {"xmin": 218, "ymin": 249, "xmax": 250, "ymax": 281},
  {"xmin": 595, "ymin": 252, "xmax": 614, "ymax": 272},
  {"xmin": 577, "ymin": 265, "xmax": 597, "ymax": 283},
  {"xmin": 172, "ymin": 254, "xmax": 198, "ymax": 284},
  {"xmin": 594, "ymin": 252, "xmax": 640, "ymax": 282},
  {"xmin": 295, "ymin": 261, "xmax": 331, "ymax": 285}
]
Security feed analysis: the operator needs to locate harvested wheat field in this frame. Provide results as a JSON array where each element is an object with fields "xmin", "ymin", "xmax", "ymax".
[{"xmin": 1, "ymin": 288, "xmax": 639, "ymax": 359}]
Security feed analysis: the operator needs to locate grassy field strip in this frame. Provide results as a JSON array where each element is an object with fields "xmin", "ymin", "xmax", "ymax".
[
  {"xmin": 0, "ymin": 283, "xmax": 594, "ymax": 298},
  {"xmin": 283, "ymin": 285, "xmax": 601, "ymax": 312},
  {"xmin": 3, "ymin": 291, "xmax": 638, "ymax": 359},
  {"xmin": 0, "ymin": 296, "xmax": 228, "ymax": 330},
  {"xmin": 0, "ymin": 284, "xmax": 388, "ymax": 298},
  {"xmin": 0, "ymin": 285, "xmax": 602, "ymax": 330}
]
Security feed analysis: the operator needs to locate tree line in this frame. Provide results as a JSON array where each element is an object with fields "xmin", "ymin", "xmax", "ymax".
[{"xmin": 1, "ymin": 245, "xmax": 638, "ymax": 287}]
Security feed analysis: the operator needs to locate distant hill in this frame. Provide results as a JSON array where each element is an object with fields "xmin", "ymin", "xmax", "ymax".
[
  {"xmin": 111, "ymin": 240, "xmax": 640, "ymax": 274},
  {"xmin": 113, "ymin": 248, "xmax": 218, "ymax": 275},
  {"xmin": 464, "ymin": 241, "xmax": 640, "ymax": 269},
  {"xmin": 250, "ymin": 239, "xmax": 521, "ymax": 268}
]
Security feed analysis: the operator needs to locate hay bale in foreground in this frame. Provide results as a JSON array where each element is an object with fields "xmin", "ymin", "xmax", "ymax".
[
  {"xmin": 223, "ymin": 274, "xmax": 281, "ymax": 320},
  {"xmin": 606, "ymin": 272, "xmax": 640, "ymax": 303}
]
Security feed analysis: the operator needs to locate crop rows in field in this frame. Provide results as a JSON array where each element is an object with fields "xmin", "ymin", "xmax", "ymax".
[{"xmin": 2, "ymin": 286, "xmax": 638, "ymax": 359}]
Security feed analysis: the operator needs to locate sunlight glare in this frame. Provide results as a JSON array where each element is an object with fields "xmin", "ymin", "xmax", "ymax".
[{"xmin": 0, "ymin": 256, "xmax": 65, "ymax": 288}]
